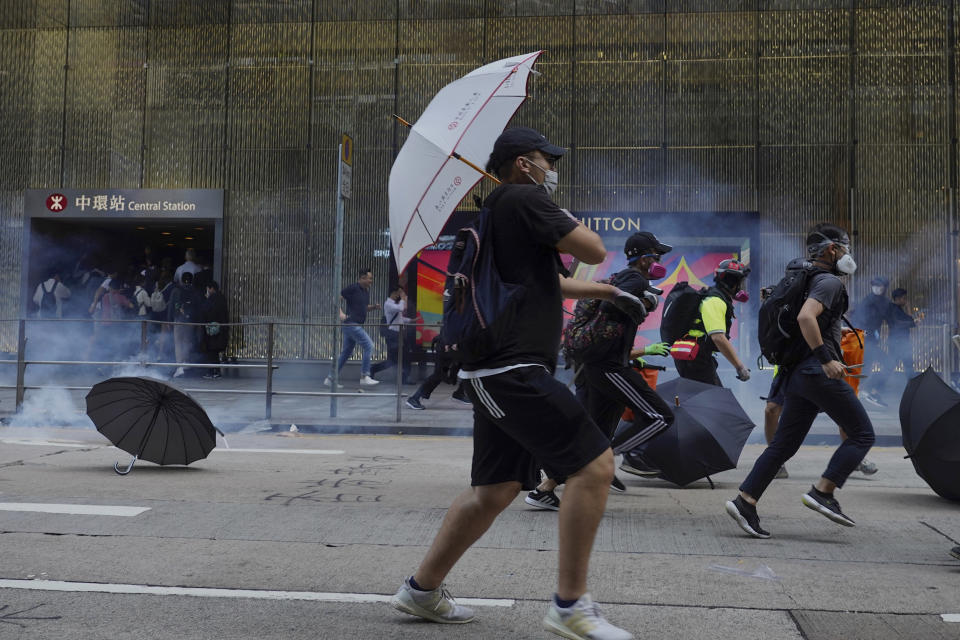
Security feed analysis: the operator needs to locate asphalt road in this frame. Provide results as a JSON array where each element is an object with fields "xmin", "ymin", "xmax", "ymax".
[{"xmin": 0, "ymin": 426, "xmax": 958, "ymax": 639}]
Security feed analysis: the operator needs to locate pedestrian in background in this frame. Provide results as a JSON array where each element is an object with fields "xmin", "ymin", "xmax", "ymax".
[
  {"xmin": 169, "ymin": 271, "xmax": 203, "ymax": 378},
  {"xmin": 371, "ymin": 285, "xmax": 413, "ymax": 384},
  {"xmin": 325, "ymin": 268, "xmax": 381, "ymax": 387},
  {"xmin": 33, "ymin": 269, "xmax": 71, "ymax": 319},
  {"xmin": 404, "ymin": 335, "xmax": 470, "ymax": 410},
  {"xmin": 201, "ymin": 281, "xmax": 229, "ymax": 379},
  {"xmin": 855, "ymin": 276, "xmax": 892, "ymax": 407}
]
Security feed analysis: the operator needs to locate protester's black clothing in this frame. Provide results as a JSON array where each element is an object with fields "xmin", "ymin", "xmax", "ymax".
[
  {"xmin": 887, "ymin": 304, "xmax": 916, "ymax": 339},
  {"xmin": 675, "ymin": 354, "xmax": 722, "ymax": 386},
  {"xmin": 852, "ymin": 292, "xmax": 890, "ymax": 335},
  {"xmin": 740, "ymin": 358, "xmax": 875, "ymax": 499},
  {"xmin": 583, "ymin": 365, "xmax": 673, "ymax": 450},
  {"xmin": 201, "ymin": 292, "xmax": 230, "ymax": 353},
  {"xmin": 589, "ymin": 269, "xmax": 650, "ymax": 368},
  {"xmin": 461, "ymin": 184, "xmax": 578, "ymax": 373},
  {"xmin": 413, "ymin": 344, "xmax": 460, "ymax": 399},
  {"xmin": 168, "ymin": 284, "xmax": 203, "ymax": 323},
  {"xmin": 341, "ymin": 283, "xmax": 370, "ymax": 325},
  {"xmin": 465, "ymin": 367, "xmax": 610, "ymax": 489},
  {"xmin": 871, "ymin": 304, "xmax": 916, "ymax": 395},
  {"xmin": 371, "ymin": 330, "xmax": 412, "ymax": 380},
  {"xmin": 193, "ymin": 268, "xmax": 213, "ymax": 293}
]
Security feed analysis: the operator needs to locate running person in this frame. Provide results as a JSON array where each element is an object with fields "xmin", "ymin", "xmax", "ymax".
[
  {"xmin": 526, "ymin": 232, "xmax": 674, "ymax": 506},
  {"xmin": 391, "ymin": 127, "xmax": 637, "ymax": 640},
  {"xmin": 726, "ymin": 223, "xmax": 875, "ymax": 538},
  {"xmin": 674, "ymin": 260, "xmax": 752, "ymax": 386}
]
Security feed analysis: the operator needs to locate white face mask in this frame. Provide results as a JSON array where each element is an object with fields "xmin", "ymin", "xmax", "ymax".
[
  {"xmin": 836, "ymin": 253, "xmax": 857, "ymax": 275},
  {"xmin": 871, "ymin": 285, "xmax": 885, "ymax": 296},
  {"xmin": 524, "ymin": 158, "xmax": 559, "ymax": 196}
]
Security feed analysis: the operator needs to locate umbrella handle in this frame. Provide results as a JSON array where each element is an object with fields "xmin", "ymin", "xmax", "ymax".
[{"xmin": 114, "ymin": 456, "xmax": 137, "ymax": 475}]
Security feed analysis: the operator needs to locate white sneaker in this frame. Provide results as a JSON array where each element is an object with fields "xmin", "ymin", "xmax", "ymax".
[
  {"xmin": 173, "ymin": 367, "xmax": 184, "ymax": 378},
  {"xmin": 323, "ymin": 377, "xmax": 344, "ymax": 389},
  {"xmin": 857, "ymin": 459, "xmax": 878, "ymax": 475},
  {"xmin": 543, "ymin": 593, "xmax": 633, "ymax": 640},
  {"xmin": 391, "ymin": 578, "xmax": 474, "ymax": 624},
  {"xmin": 359, "ymin": 375, "xmax": 379, "ymax": 386}
]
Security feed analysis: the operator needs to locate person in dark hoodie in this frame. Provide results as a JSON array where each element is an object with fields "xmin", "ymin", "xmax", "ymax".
[
  {"xmin": 854, "ymin": 276, "xmax": 892, "ymax": 407},
  {"xmin": 201, "ymin": 281, "xmax": 229, "ymax": 379}
]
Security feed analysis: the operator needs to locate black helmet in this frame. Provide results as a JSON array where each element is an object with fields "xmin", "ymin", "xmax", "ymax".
[{"xmin": 714, "ymin": 259, "xmax": 751, "ymax": 290}]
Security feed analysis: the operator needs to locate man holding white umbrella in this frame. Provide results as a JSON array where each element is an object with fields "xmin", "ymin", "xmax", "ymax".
[{"xmin": 391, "ymin": 127, "xmax": 636, "ymax": 640}]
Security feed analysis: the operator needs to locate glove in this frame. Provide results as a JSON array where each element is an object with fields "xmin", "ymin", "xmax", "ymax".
[
  {"xmin": 736, "ymin": 367, "xmax": 751, "ymax": 382},
  {"xmin": 643, "ymin": 341, "xmax": 670, "ymax": 357},
  {"xmin": 631, "ymin": 357, "xmax": 648, "ymax": 369},
  {"xmin": 611, "ymin": 289, "xmax": 648, "ymax": 324}
]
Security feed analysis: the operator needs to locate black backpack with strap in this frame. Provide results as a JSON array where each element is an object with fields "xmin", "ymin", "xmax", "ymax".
[
  {"xmin": 659, "ymin": 282, "xmax": 706, "ymax": 345},
  {"xmin": 757, "ymin": 261, "xmax": 849, "ymax": 367}
]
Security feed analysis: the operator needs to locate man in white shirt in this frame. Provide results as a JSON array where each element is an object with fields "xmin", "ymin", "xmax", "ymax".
[
  {"xmin": 370, "ymin": 286, "xmax": 412, "ymax": 383},
  {"xmin": 174, "ymin": 248, "xmax": 202, "ymax": 285},
  {"xmin": 33, "ymin": 271, "xmax": 71, "ymax": 318}
]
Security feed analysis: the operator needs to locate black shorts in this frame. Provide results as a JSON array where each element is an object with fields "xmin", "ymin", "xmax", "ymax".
[
  {"xmin": 464, "ymin": 366, "xmax": 611, "ymax": 490},
  {"xmin": 767, "ymin": 373, "xmax": 786, "ymax": 406}
]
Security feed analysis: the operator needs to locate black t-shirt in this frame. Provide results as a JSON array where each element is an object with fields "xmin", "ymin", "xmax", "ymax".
[
  {"xmin": 462, "ymin": 183, "xmax": 579, "ymax": 372},
  {"xmin": 341, "ymin": 283, "xmax": 370, "ymax": 325},
  {"xmin": 586, "ymin": 269, "xmax": 650, "ymax": 367}
]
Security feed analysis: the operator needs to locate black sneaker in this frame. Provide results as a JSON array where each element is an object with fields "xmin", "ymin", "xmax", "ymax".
[
  {"xmin": 450, "ymin": 390, "xmax": 472, "ymax": 405},
  {"xmin": 609, "ymin": 476, "xmax": 626, "ymax": 493},
  {"xmin": 619, "ymin": 453, "xmax": 661, "ymax": 477},
  {"xmin": 950, "ymin": 546, "xmax": 960, "ymax": 561},
  {"xmin": 405, "ymin": 396, "xmax": 424, "ymax": 410},
  {"xmin": 801, "ymin": 486, "xmax": 855, "ymax": 527},
  {"xmin": 725, "ymin": 496, "xmax": 771, "ymax": 539},
  {"xmin": 525, "ymin": 489, "xmax": 560, "ymax": 511}
]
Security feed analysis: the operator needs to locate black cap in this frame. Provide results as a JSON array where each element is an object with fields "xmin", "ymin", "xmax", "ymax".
[
  {"xmin": 891, "ymin": 287, "xmax": 907, "ymax": 298},
  {"xmin": 485, "ymin": 127, "xmax": 566, "ymax": 175},
  {"xmin": 624, "ymin": 232, "xmax": 672, "ymax": 264},
  {"xmin": 870, "ymin": 276, "xmax": 890, "ymax": 287}
]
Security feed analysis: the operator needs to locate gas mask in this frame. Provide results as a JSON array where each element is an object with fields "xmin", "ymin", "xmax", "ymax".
[
  {"xmin": 871, "ymin": 285, "xmax": 885, "ymax": 296},
  {"xmin": 836, "ymin": 253, "xmax": 857, "ymax": 275},
  {"xmin": 641, "ymin": 255, "xmax": 666, "ymax": 280},
  {"xmin": 734, "ymin": 290, "xmax": 750, "ymax": 303},
  {"xmin": 523, "ymin": 157, "xmax": 559, "ymax": 196}
]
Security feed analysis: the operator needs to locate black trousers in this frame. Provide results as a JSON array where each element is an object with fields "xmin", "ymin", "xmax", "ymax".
[
  {"xmin": 675, "ymin": 343, "xmax": 722, "ymax": 386},
  {"xmin": 582, "ymin": 363, "xmax": 674, "ymax": 454},
  {"xmin": 740, "ymin": 362, "xmax": 875, "ymax": 500}
]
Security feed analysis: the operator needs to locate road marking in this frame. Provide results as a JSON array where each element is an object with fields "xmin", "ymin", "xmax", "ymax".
[
  {"xmin": 0, "ymin": 580, "xmax": 515, "ymax": 607},
  {"xmin": 0, "ymin": 503, "xmax": 149, "ymax": 517},
  {"xmin": 943, "ymin": 614, "xmax": 960, "ymax": 622},
  {"xmin": 0, "ymin": 439, "xmax": 96, "ymax": 448},
  {"xmin": 211, "ymin": 448, "xmax": 345, "ymax": 455}
]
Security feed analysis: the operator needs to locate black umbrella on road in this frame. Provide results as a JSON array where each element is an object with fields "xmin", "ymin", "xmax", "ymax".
[
  {"xmin": 899, "ymin": 367, "xmax": 960, "ymax": 501},
  {"xmin": 86, "ymin": 377, "xmax": 221, "ymax": 475},
  {"xmin": 625, "ymin": 377, "xmax": 755, "ymax": 488}
]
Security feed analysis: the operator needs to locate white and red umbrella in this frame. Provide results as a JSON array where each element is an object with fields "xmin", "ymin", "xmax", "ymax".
[{"xmin": 389, "ymin": 51, "xmax": 544, "ymax": 273}]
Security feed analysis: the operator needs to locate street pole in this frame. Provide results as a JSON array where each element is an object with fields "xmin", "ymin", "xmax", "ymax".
[{"xmin": 331, "ymin": 143, "xmax": 344, "ymax": 418}]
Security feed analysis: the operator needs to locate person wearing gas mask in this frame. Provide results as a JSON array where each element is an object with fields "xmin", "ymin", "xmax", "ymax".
[
  {"xmin": 726, "ymin": 223, "xmax": 875, "ymax": 539},
  {"xmin": 675, "ymin": 259, "xmax": 752, "ymax": 387},
  {"xmin": 526, "ymin": 232, "xmax": 674, "ymax": 506}
]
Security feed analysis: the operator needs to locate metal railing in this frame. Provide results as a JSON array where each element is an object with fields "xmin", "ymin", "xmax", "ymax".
[{"xmin": 0, "ymin": 318, "xmax": 442, "ymax": 423}]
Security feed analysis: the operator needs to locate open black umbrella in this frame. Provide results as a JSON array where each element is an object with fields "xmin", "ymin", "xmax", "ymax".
[
  {"xmin": 899, "ymin": 367, "xmax": 960, "ymax": 501},
  {"xmin": 86, "ymin": 377, "xmax": 220, "ymax": 475},
  {"xmin": 626, "ymin": 377, "xmax": 755, "ymax": 487}
]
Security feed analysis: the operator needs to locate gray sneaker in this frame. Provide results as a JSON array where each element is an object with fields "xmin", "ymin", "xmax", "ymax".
[
  {"xmin": 856, "ymin": 459, "xmax": 878, "ymax": 475},
  {"xmin": 774, "ymin": 465, "xmax": 789, "ymax": 479},
  {"xmin": 391, "ymin": 578, "xmax": 474, "ymax": 624},
  {"xmin": 543, "ymin": 593, "xmax": 633, "ymax": 640}
]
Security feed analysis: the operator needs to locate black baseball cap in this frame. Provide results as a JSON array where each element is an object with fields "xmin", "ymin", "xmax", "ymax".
[
  {"xmin": 624, "ymin": 232, "xmax": 672, "ymax": 264},
  {"xmin": 485, "ymin": 127, "xmax": 566, "ymax": 175}
]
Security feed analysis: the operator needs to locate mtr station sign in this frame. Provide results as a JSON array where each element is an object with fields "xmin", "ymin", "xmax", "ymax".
[{"xmin": 26, "ymin": 189, "xmax": 223, "ymax": 219}]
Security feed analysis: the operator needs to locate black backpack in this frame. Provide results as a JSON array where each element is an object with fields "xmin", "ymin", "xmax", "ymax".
[
  {"xmin": 659, "ymin": 282, "xmax": 706, "ymax": 344},
  {"xmin": 560, "ymin": 278, "xmax": 626, "ymax": 363},
  {"xmin": 757, "ymin": 262, "xmax": 834, "ymax": 367},
  {"xmin": 438, "ymin": 206, "xmax": 525, "ymax": 364},
  {"xmin": 38, "ymin": 281, "xmax": 57, "ymax": 318}
]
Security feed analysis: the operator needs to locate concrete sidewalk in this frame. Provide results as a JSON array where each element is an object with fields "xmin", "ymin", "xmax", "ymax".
[{"xmin": 0, "ymin": 427, "xmax": 956, "ymax": 639}]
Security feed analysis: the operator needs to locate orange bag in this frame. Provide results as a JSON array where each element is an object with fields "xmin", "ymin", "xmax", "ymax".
[
  {"xmin": 841, "ymin": 329, "xmax": 865, "ymax": 396},
  {"xmin": 622, "ymin": 364, "xmax": 659, "ymax": 422}
]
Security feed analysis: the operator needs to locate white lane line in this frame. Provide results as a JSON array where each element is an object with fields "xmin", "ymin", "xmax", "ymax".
[
  {"xmin": 211, "ymin": 448, "xmax": 345, "ymax": 455},
  {"xmin": 0, "ymin": 579, "xmax": 515, "ymax": 607},
  {"xmin": 0, "ymin": 439, "xmax": 97, "ymax": 448},
  {"xmin": 943, "ymin": 614, "xmax": 960, "ymax": 622},
  {"xmin": 0, "ymin": 503, "xmax": 150, "ymax": 517}
]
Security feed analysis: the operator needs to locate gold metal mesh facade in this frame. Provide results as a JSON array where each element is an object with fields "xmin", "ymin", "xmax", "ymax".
[{"xmin": 0, "ymin": 1, "xmax": 956, "ymax": 369}]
